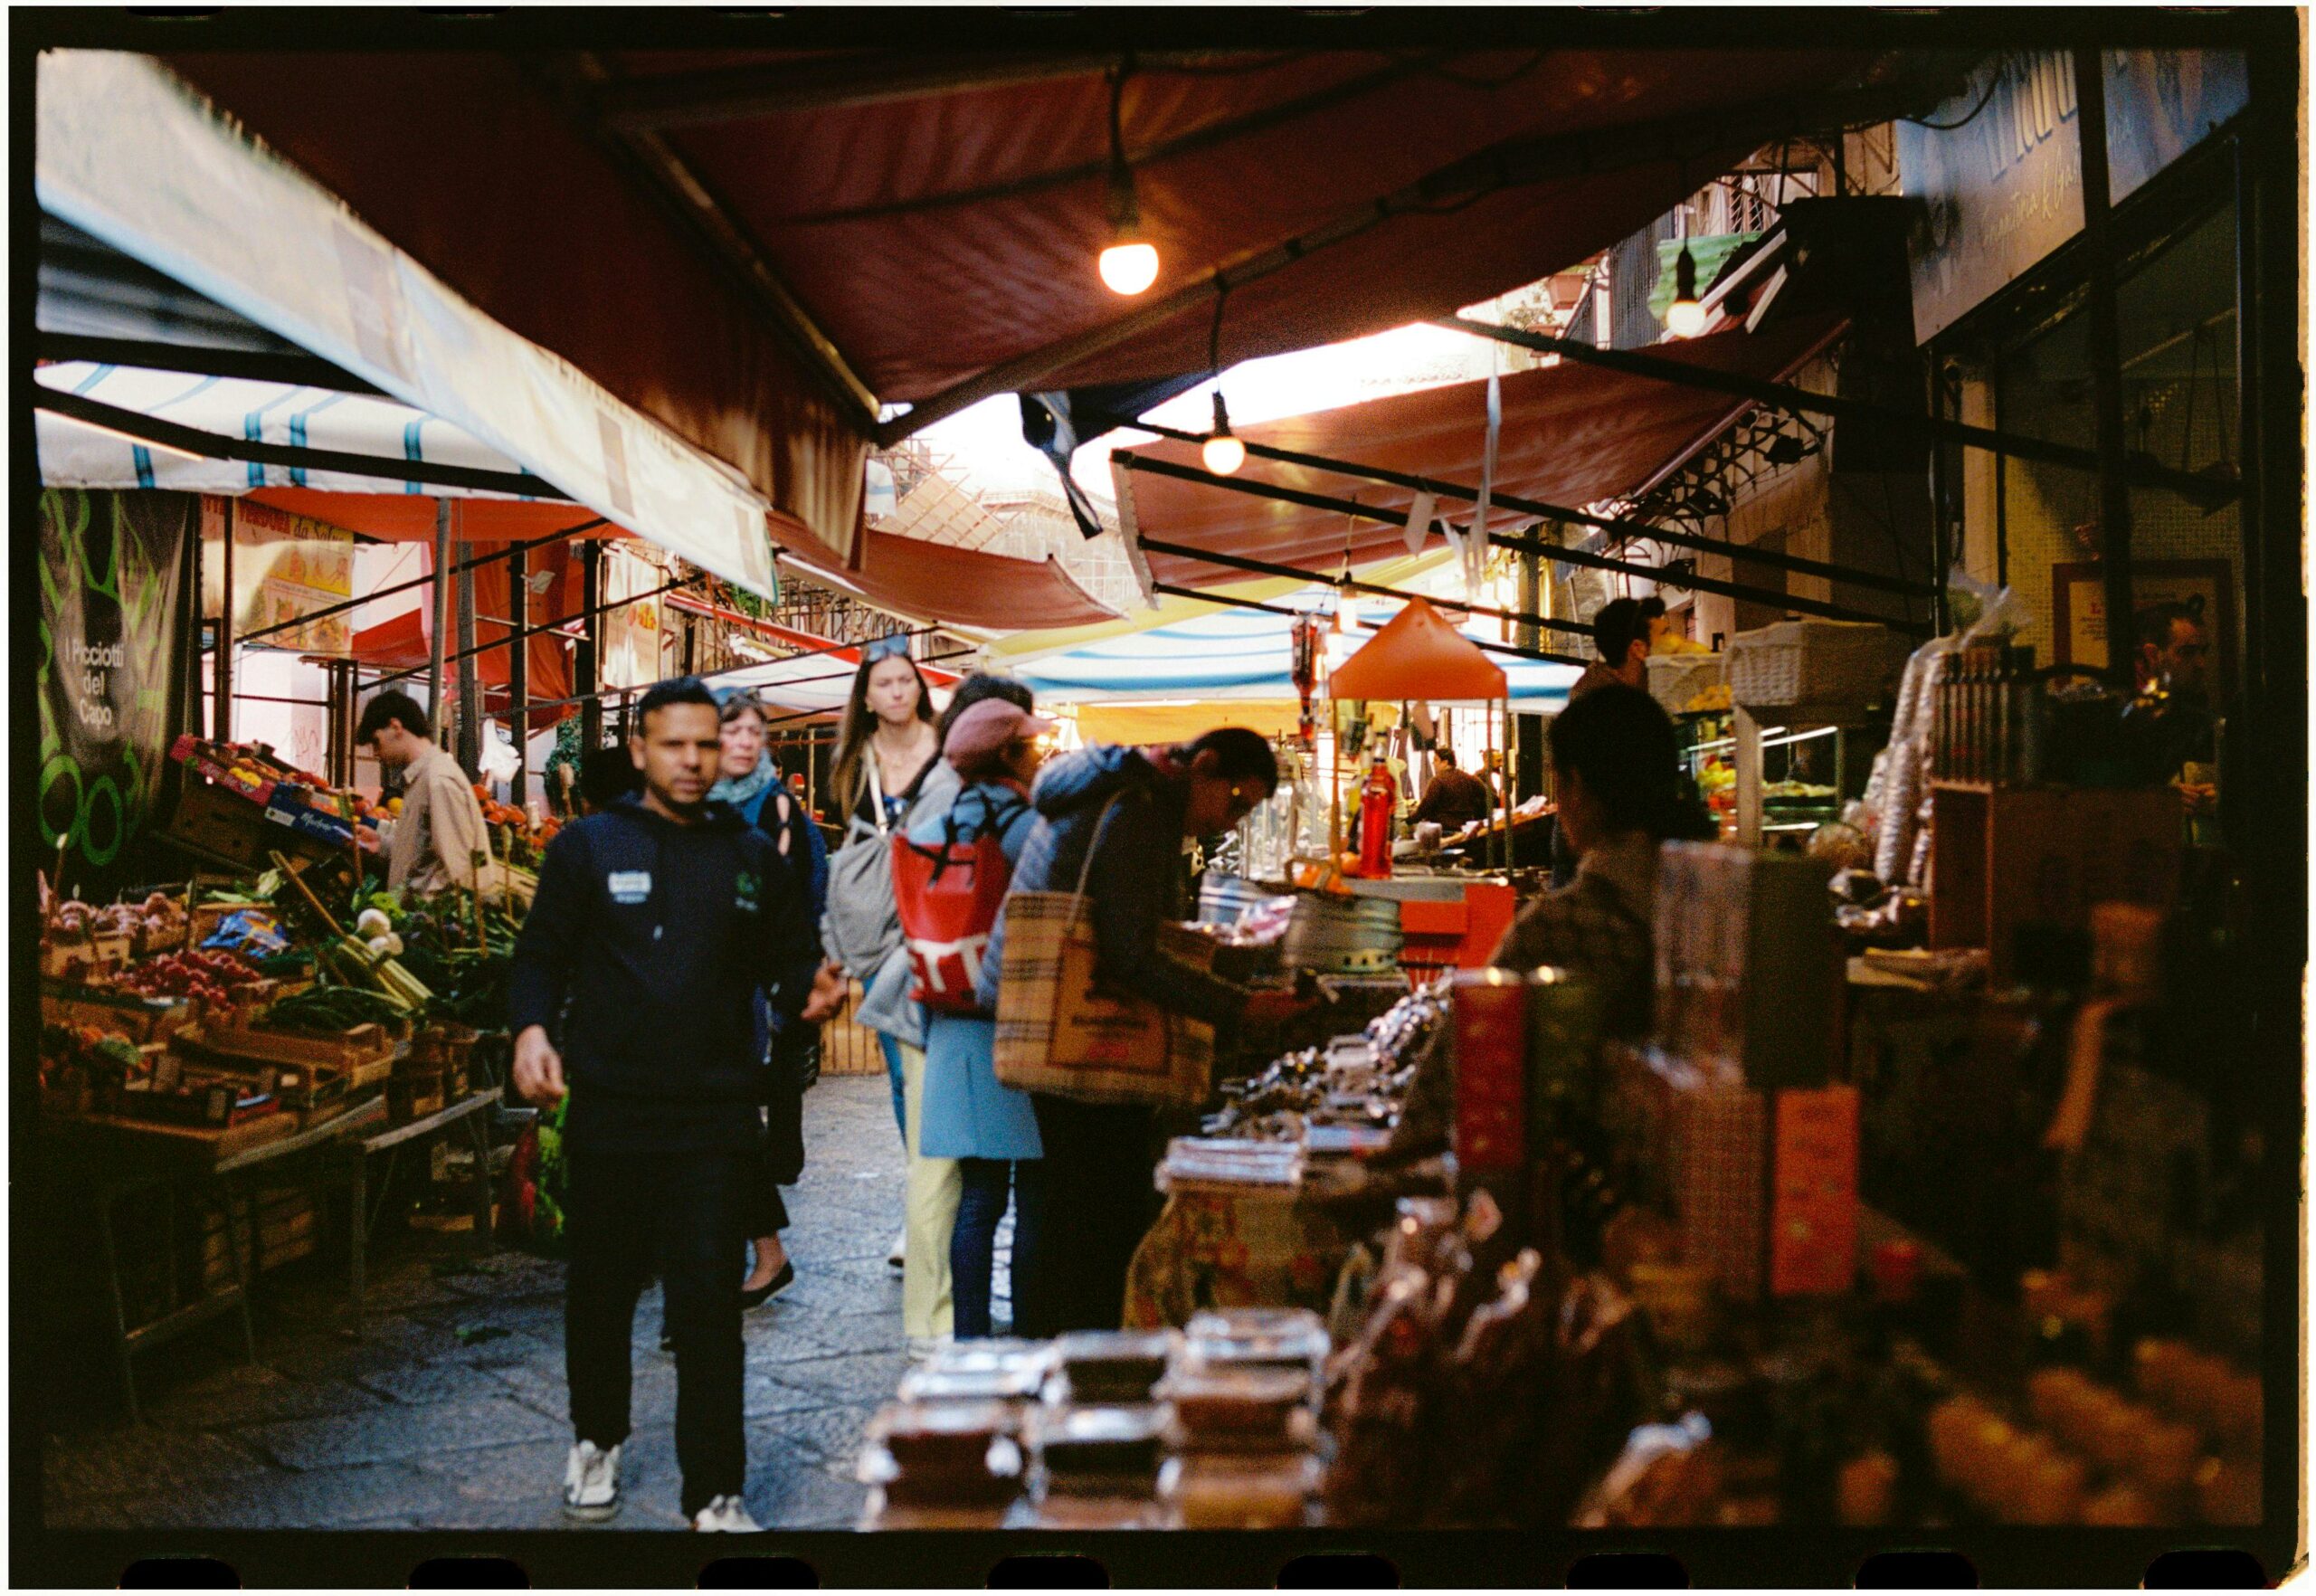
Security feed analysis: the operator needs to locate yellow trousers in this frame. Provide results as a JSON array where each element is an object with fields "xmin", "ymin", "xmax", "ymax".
[{"xmin": 899, "ymin": 1042, "xmax": 960, "ymax": 1340}]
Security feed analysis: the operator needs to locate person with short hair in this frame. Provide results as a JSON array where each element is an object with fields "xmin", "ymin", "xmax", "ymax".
[
  {"xmin": 1391, "ymin": 685, "xmax": 1714, "ymax": 1162},
  {"xmin": 508, "ymin": 676, "xmax": 847, "ymax": 1533},
  {"xmin": 1571, "ymin": 597, "xmax": 1652, "ymax": 698},
  {"xmin": 1410, "ymin": 745, "xmax": 1493, "ymax": 831},
  {"xmin": 356, "ymin": 690, "xmax": 491, "ymax": 894},
  {"xmin": 979, "ymin": 727, "xmax": 1317, "ymax": 1334},
  {"xmin": 2133, "ymin": 600, "xmax": 2211, "ymax": 701},
  {"xmin": 1637, "ymin": 594, "xmax": 1710, "ymax": 655}
]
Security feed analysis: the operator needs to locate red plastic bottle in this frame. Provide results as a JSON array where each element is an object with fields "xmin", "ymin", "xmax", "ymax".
[{"xmin": 1356, "ymin": 755, "xmax": 1397, "ymax": 879}]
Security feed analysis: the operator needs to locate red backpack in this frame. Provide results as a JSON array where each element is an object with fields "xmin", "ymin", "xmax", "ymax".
[{"xmin": 890, "ymin": 790, "xmax": 1028, "ymax": 1015}]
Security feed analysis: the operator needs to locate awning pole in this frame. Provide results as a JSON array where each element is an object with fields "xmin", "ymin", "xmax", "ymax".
[
  {"xmin": 455, "ymin": 516, "xmax": 481, "ymax": 776},
  {"xmin": 1430, "ymin": 315, "xmax": 2235, "ymax": 508},
  {"xmin": 214, "ymin": 499, "xmax": 235, "ymax": 742},
  {"xmin": 1148, "ymin": 581, "xmax": 1585, "ymax": 668},
  {"xmin": 509, "ymin": 541, "xmax": 529, "ymax": 806},
  {"xmin": 1125, "ymin": 460, "xmax": 1928, "ymax": 632},
  {"xmin": 1125, "ymin": 417, "xmax": 1932, "ymax": 600},
  {"xmin": 579, "ymin": 543, "xmax": 603, "ymax": 753},
  {"xmin": 430, "ymin": 499, "xmax": 452, "ymax": 747}
]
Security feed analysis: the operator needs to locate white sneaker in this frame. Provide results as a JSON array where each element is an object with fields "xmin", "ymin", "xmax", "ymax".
[
  {"xmin": 561, "ymin": 1439, "xmax": 622, "ymax": 1522},
  {"xmin": 692, "ymin": 1493, "xmax": 761, "ymax": 1532},
  {"xmin": 887, "ymin": 1229, "xmax": 906, "ymax": 1270}
]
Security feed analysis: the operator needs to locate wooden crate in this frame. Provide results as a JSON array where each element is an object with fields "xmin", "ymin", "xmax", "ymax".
[
  {"xmin": 1928, "ymin": 784, "xmax": 2181, "ymax": 981},
  {"xmin": 41, "ymin": 985, "xmax": 195, "ymax": 1044},
  {"xmin": 187, "ymin": 1019, "xmax": 397, "ymax": 1074}
]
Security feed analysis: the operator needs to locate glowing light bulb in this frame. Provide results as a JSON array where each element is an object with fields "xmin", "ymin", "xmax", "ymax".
[
  {"xmin": 1666, "ymin": 241, "xmax": 1705, "ymax": 337},
  {"xmin": 1098, "ymin": 238, "xmax": 1159, "ymax": 296},
  {"xmin": 1201, "ymin": 391, "xmax": 1244, "ymax": 475}
]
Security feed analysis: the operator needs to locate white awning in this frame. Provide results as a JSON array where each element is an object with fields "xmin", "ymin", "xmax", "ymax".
[
  {"xmin": 34, "ymin": 360, "xmax": 542, "ymax": 500},
  {"xmin": 36, "ymin": 50, "xmax": 783, "ymax": 598}
]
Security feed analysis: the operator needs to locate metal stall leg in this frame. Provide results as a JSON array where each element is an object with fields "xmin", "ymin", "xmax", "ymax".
[
  {"xmin": 346, "ymin": 1152, "xmax": 366, "ymax": 1341},
  {"xmin": 467, "ymin": 1109, "xmax": 496, "ymax": 1255},
  {"xmin": 93, "ymin": 1187, "xmax": 142, "ymax": 1424}
]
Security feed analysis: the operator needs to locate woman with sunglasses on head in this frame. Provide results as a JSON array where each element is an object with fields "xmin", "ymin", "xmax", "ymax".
[
  {"xmin": 824, "ymin": 637, "xmax": 966, "ymax": 1352},
  {"xmin": 975, "ymin": 727, "xmax": 1318, "ymax": 1335}
]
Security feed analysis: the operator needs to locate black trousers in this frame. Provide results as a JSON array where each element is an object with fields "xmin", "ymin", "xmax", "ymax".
[
  {"xmin": 1018, "ymin": 1095, "xmax": 1161, "ymax": 1336},
  {"xmin": 741, "ymin": 1078, "xmax": 806, "ymax": 1239},
  {"xmin": 564, "ymin": 1143, "xmax": 750, "ymax": 1516}
]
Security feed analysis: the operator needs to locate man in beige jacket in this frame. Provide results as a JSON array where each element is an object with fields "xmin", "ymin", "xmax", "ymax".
[{"xmin": 357, "ymin": 689, "xmax": 490, "ymax": 895}]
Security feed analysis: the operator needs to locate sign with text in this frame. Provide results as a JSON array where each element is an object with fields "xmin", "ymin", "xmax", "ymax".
[
  {"xmin": 202, "ymin": 495, "xmax": 357, "ymax": 654},
  {"xmin": 39, "ymin": 489, "xmax": 193, "ymax": 883},
  {"xmin": 1899, "ymin": 50, "xmax": 2248, "ymax": 344}
]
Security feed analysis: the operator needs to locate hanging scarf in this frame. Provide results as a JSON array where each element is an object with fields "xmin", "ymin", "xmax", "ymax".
[{"xmin": 710, "ymin": 755, "xmax": 779, "ymax": 814}]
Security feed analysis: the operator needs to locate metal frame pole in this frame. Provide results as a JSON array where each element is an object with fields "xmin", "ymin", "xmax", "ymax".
[
  {"xmin": 430, "ymin": 499, "xmax": 452, "ymax": 746},
  {"xmin": 2071, "ymin": 48, "xmax": 2138, "ymax": 691},
  {"xmin": 508, "ymin": 543, "xmax": 529, "ymax": 806},
  {"xmin": 578, "ymin": 542, "xmax": 603, "ymax": 753},
  {"xmin": 455, "ymin": 516, "xmax": 481, "ymax": 776},
  {"xmin": 214, "ymin": 499, "xmax": 235, "ymax": 741}
]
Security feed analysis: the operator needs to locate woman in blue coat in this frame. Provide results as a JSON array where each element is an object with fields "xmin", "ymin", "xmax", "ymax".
[{"xmin": 903, "ymin": 698, "xmax": 1051, "ymax": 1338}]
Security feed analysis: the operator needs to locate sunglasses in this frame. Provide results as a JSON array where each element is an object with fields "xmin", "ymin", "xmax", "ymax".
[{"xmin": 863, "ymin": 634, "xmax": 913, "ymax": 664}]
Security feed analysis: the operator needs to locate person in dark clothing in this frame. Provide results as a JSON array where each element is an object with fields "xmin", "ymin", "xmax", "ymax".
[
  {"xmin": 975, "ymin": 728, "xmax": 1315, "ymax": 1335},
  {"xmin": 509, "ymin": 677, "xmax": 846, "ymax": 1533},
  {"xmin": 1570, "ymin": 597, "xmax": 1651, "ymax": 699},
  {"xmin": 577, "ymin": 745, "xmax": 641, "ymax": 814},
  {"xmin": 1410, "ymin": 746, "xmax": 1493, "ymax": 831}
]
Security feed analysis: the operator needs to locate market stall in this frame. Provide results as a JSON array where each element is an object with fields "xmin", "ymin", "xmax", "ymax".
[
  {"xmin": 33, "ymin": 827, "xmax": 527, "ymax": 1414},
  {"xmin": 839, "ymin": 578, "xmax": 2263, "ymax": 1533}
]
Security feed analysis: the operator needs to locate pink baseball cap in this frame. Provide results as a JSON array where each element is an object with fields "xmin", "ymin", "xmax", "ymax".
[{"xmin": 944, "ymin": 698, "xmax": 1055, "ymax": 768}]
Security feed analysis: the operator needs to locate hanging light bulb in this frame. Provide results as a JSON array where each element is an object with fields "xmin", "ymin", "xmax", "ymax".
[
  {"xmin": 1097, "ymin": 66, "xmax": 1159, "ymax": 295},
  {"xmin": 1098, "ymin": 230, "xmax": 1159, "ymax": 296},
  {"xmin": 1666, "ymin": 241, "xmax": 1707, "ymax": 338},
  {"xmin": 1201, "ymin": 390, "xmax": 1245, "ymax": 476}
]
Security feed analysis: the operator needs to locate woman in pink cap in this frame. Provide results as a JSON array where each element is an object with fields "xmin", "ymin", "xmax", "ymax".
[{"xmin": 902, "ymin": 696, "xmax": 1055, "ymax": 1338}]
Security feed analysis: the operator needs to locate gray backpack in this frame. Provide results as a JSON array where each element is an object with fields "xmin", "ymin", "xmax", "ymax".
[{"xmin": 821, "ymin": 756, "xmax": 907, "ymax": 976}]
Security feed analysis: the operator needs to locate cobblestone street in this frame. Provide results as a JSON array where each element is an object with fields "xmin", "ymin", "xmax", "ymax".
[{"xmin": 43, "ymin": 1076, "xmax": 936, "ymax": 1533}]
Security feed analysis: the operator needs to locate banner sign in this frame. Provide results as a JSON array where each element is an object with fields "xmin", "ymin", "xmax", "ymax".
[
  {"xmin": 39, "ymin": 489, "xmax": 193, "ymax": 879},
  {"xmin": 1899, "ymin": 50, "xmax": 2249, "ymax": 344},
  {"xmin": 202, "ymin": 495, "xmax": 358, "ymax": 654}
]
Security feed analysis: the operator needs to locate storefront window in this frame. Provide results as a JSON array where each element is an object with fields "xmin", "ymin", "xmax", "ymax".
[{"xmin": 1992, "ymin": 195, "xmax": 2242, "ymax": 703}]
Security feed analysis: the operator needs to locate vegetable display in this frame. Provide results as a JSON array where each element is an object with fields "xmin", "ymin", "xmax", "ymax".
[{"xmin": 113, "ymin": 949, "xmax": 264, "ymax": 1005}]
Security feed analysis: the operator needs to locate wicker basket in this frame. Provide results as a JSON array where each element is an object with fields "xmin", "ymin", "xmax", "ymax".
[
  {"xmin": 1727, "ymin": 621, "xmax": 1912, "ymax": 717},
  {"xmin": 1644, "ymin": 652, "xmax": 1728, "ymax": 716}
]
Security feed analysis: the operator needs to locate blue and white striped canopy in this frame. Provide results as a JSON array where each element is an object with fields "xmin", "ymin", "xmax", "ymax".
[
  {"xmin": 34, "ymin": 361, "xmax": 539, "ymax": 499},
  {"xmin": 1013, "ymin": 593, "xmax": 1579, "ymax": 708}
]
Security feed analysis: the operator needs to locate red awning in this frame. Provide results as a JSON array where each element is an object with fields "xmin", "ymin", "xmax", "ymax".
[
  {"xmin": 1330, "ymin": 596, "xmax": 1505, "ymax": 701},
  {"xmin": 780, "ymin": 527, "xmax": 1121, "ymax": 632},
  {"xmin": 251, "ymin": 489, "xmax": 627, "ymax": 545},
  {"xmin": 161, "ymin": 46, "xmax": 1887, "ymax": 448},
  {"xmin": 1118, "ymin": 314, "xmax": 1848, "ymax": 594}
]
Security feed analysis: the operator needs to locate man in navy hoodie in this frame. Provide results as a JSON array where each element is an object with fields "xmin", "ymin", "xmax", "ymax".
[{"xmin": 509, "ymin": 677, "xmax": 845, "ymax": 1532}]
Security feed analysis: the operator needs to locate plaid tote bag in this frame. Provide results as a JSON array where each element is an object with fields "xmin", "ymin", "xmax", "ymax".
[{"xmin": 992, "ymin": 793, "xmax": 1213, "ymax": 1108}]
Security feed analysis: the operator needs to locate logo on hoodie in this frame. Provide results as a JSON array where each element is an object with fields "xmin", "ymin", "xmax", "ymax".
[
  {"xmin": 734, "ymin": 869, "xmax": 760, "ymax": 915},
  {"xmin": 607, "ymin": 869, "xmax": 651, "ymax": 904}
]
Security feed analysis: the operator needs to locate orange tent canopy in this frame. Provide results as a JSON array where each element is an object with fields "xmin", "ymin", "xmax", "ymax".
[{"xmin": 1328, "ymin": 597, "xmax": 1505, "ymax": 702}]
